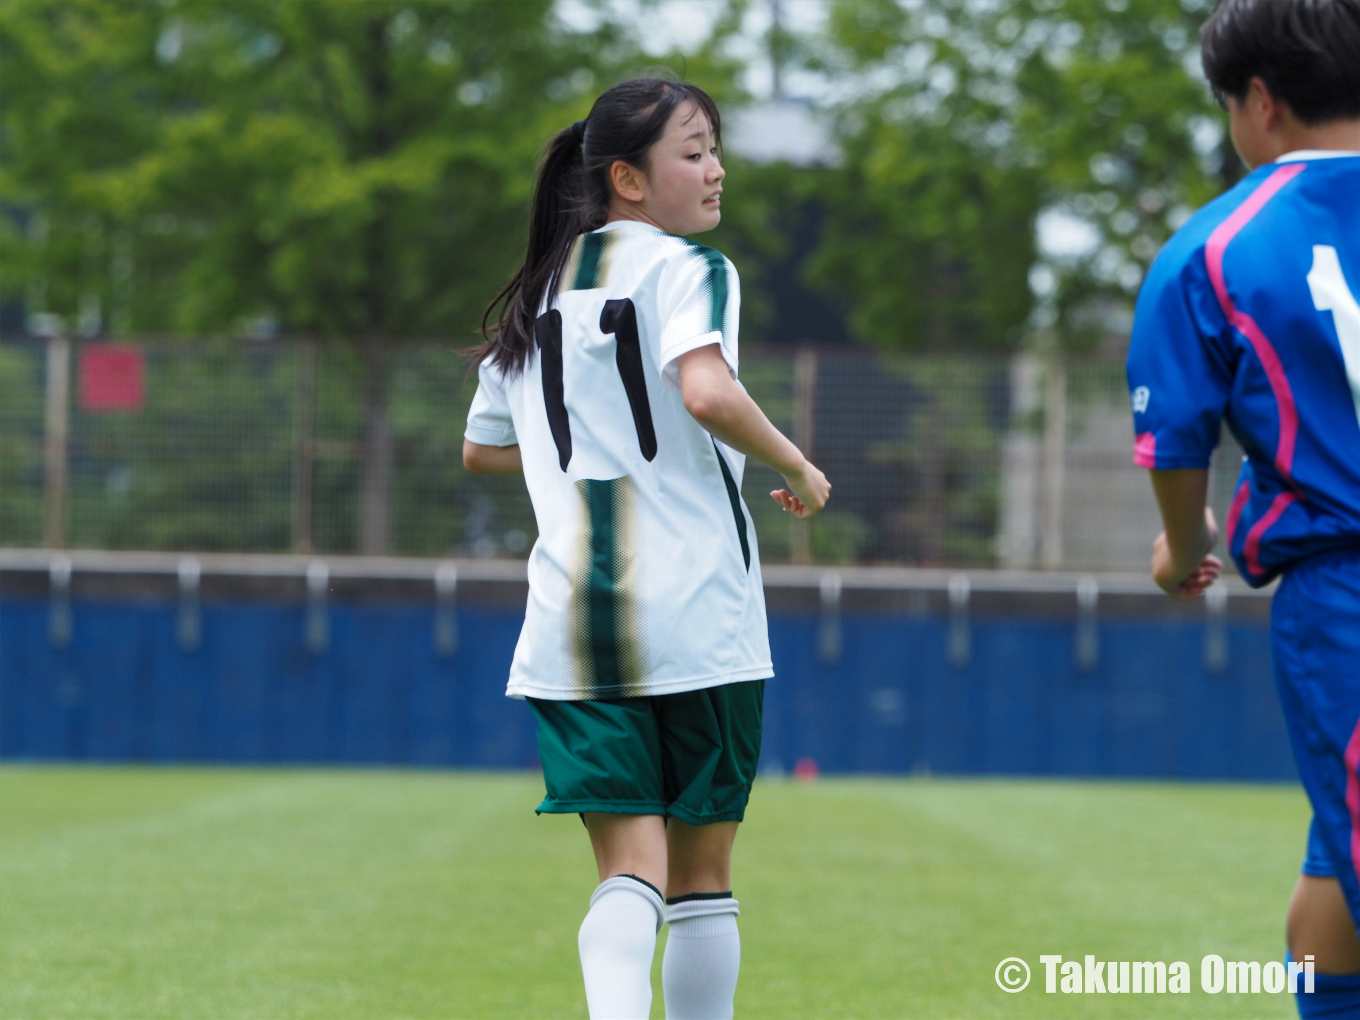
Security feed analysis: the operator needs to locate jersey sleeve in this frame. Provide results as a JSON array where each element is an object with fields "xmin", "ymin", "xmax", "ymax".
[
  {"xmin": 464, "ymin": 357, "xmax": 518, "ymax": 447},
  {"xmin": 1125, "ymin": 244, "xmax": 1233, "ymax": 469},
  {"xmin": 655, "ymin": 244, "xmax": 740, "ymax": 389}
]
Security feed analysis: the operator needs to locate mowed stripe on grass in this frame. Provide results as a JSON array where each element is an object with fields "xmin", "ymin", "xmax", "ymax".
[{"xmin": 0, "ymin": 768, "xmax": 1306, "ymax": 1019}]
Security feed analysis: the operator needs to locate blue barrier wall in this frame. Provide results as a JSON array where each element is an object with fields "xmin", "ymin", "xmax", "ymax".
[{"xmin": 0, "ymin": 598, "xmax": 1291, "ymax": 780}]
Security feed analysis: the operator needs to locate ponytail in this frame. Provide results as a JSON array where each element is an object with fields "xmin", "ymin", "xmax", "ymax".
[{"xmin": 475, "ymin": 77, "xmax": 722, "ymax": 376}]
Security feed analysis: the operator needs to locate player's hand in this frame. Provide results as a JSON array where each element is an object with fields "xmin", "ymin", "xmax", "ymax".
[
  {"xmin": 1154, "ymin": 544, "xmax": 1223, "ymax": 599},
  {"xmin": 1152, "ymin": 507, "xmax": 1222, "ymax": 599},
  {"xmin": 771, "ymin": 460, "xmax": 830, "ymax": 520}
]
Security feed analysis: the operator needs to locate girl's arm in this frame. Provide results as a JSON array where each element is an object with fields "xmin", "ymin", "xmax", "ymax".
[
  {"xmin": 463, "ymin": 440, "xmax": 523, "ymax": 475},
  {"xmin": 676, "ymin": 344, "xmax": 830, "ymax": 518},
  {"xmin": 1148, "ymin": 467, "xmax": 1221, "ymax": 599}
]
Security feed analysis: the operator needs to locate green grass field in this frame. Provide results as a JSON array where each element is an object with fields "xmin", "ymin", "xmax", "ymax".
[{"xmin": 0, "ymin": 767, "xmax": 1309, "ymax": 1019}]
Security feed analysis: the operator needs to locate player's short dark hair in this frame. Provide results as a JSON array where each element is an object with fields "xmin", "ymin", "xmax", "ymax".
[{"xmin": 1201, "ymin": 0, "xmax": 1360, "ymax": 124}]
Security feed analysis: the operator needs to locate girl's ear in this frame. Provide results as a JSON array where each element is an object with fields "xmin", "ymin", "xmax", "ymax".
[{"xmin": 610, "ymin": 160, "xmax": 647, "ymax": 203}]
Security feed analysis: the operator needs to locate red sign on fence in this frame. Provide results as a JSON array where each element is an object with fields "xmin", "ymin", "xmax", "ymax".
[{"xmin": 79, "ymin": 344, "xmax": 146, "ymax": 412}]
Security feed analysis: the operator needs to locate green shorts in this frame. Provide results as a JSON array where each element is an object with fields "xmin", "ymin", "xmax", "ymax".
[{"xmin": 526, "ymin": 679, "xmax": 765, "ymax": 825}]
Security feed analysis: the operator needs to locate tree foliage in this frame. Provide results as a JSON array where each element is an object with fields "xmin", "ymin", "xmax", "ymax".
[
  {"xmin": 1, "ymin": 0, "xmax": 692, "ymax": 552},
  {"xmin": 0, "ymin": 0, "xmax": 1248, "ymax": 564},
  {"xmin": 804, "ymin": 0, "xmax": 1230, "ymax": 352},
  {"xmin": 2, "ymin": 0, "xmax": 1236, "ymax": 354},
  {"xmin": 1, "ymin": 0, "xmax": 641, "ymax": 340}
]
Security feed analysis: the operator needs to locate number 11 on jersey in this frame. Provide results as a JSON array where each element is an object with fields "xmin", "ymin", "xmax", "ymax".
[{"xmin": 534, "ymin": 298, "xmax": 659, "ymax": 473}]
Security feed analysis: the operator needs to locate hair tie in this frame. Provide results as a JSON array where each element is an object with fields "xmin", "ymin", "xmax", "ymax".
[{"xmin": 570, "ymin": 119, "xmax": 587, "ymax": 145}]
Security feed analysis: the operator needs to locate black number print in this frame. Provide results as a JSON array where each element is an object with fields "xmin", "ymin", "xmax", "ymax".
[
  {"xmin": 534, "ymin": 299, "xmax": 658, "ymax": 472},
  {"xmin": 534, "ymin": 309, "xmax": 571, "ymax": 471},
  {"xmin": 600, "ymin": 299, "xmax": 658, "ymax": 462}
]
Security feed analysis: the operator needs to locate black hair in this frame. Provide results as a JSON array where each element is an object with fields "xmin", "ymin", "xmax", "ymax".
[
  {"xmin": 475, "ymin": 76, "xmax": 722, "ymax": 375},
  {"xmin": 1200, "ymin": 0, "xmax": 1360, "ymax": 124}
]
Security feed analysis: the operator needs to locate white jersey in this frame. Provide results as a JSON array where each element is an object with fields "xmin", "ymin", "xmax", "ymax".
[{"xmin": 465, "ymin": 220, "xmax": 773, "ymax": 700}]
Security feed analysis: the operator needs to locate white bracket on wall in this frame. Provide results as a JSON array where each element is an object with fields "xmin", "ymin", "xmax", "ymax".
[
  {"xmin": 177, "ymin": 556, "xmax": 201, "ymax": 652},
  {"xmin": 1075, "ymin": 576, "xmax": 1099, "ymax": 671},
  {"xmin": 1204, "ymin": 582, "xmax": 1228, "ymax": 673},
  {"xmin": 817, "ymin": 570, "xmax": 842, "ymax": 665},
  {"xmin": 48, "ymin": 555, "xmax": 72, "ymax": 648},
  {"xmin": 948, "ymin": 573, "xmax": 970, "ymax": 669},
  {"xmin": 434, "ymin": 561, "xmax": 459, "ymax": 658},
  {"xmin": 305, "ymin": 559, "xmax": 329, "ymax": 654}
]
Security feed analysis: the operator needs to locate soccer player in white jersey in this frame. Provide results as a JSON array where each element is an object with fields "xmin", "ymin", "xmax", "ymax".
[{"xmin": 462, "ymin": 78, "xmax": 831, "ymax": 1019}]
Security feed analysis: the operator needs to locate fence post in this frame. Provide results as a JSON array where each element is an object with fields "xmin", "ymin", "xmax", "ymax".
[
  {"xmin": 791, "ymin": 348, "xmax": 817, "ymax": 564},
  {"xmin": 999, "ymin": 354, "xmax": 1042, "ymax": 567},
  {"xmin": 1041, "ymin": 353, "xmax": 1066, "ymax": 569},
  {"xmin": 43, "ymin": 334, "xmax": 70, "ymax": 549},
  {"xmin": 291, "ymin": 338, "xmax": 317, "ymax": 554}
]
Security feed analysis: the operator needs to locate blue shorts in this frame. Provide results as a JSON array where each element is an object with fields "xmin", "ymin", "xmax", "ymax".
[{"xmin": 1272, "ymin": 548, "xmax": 1360, "ymax": 922}]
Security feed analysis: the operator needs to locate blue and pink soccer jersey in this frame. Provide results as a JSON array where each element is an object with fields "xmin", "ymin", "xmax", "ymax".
[
  {"xmin": 1126, "ymin": 152, "xmax": 1360, "ymax": 586},
  {"xmin": 1127, "ymin": 151, "xmax": 1360, "ymax": 930}
]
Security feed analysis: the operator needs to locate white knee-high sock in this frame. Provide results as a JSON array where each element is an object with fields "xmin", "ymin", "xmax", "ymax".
[
  {"xmin": 578, "ymin": 875, "xmax": 666, "ymax": 1020},
  {"xmin": 662, "ymin": 894, "xmax": 741, "ymax": 1020}
]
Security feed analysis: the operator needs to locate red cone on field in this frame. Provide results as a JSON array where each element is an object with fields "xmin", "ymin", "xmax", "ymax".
[{"xmin": 794, "ymin": 756, "xmax": 819, "ymax": 782}]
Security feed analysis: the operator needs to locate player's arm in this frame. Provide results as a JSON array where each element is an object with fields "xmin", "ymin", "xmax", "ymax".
[
  {"xmin": 676, "ymin": 344, "xmax": 830, "ymax": 519},
  {"xmin": 1148, "ymin": 468, "xmax": 1222, "ymax": 600},
  {"xmin": 462, "ymin": 441, "xmax": 523, "ymax": 475}
]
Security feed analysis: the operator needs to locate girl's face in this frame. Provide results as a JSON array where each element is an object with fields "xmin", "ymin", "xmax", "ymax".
[{"xmin": 609, "ymin": 100, "xmax": 725, "ymax": 235}]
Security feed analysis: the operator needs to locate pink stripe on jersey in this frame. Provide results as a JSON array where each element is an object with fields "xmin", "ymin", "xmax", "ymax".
[
  {"xmin": 1232, "ymin": 314, "xmax": 1300, "ymax": 477},
  {"xmin": 1225, "ymin": 480, "xmax": 1250, "ymax": 547},
  {"xmin": 1345, "ymin": 717, "xmax": 1360, "ymax": 893},
  {"xmin": 1243, "ymin": 489, "xmax": 1299, "ymax": 577},
  {"xmin": 1133, "ymin": 432, "xmax": 1157, "ymax": 467},
  {"xmin": 1204, "ymin": 163, "xmax": 1307, "ymax": 480}
]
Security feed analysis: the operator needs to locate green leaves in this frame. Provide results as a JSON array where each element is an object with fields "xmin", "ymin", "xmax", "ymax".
[
  {"xmin": 807, "ymin": 0, "xmax": 1228, "ymax": 351},
  {"xmin": 0, "ymin": 0, "xmax": 632, "ymax": 341},
  {"xmin": 2, "ymin": 0, "xmax": 1235, "ymax": 354}
]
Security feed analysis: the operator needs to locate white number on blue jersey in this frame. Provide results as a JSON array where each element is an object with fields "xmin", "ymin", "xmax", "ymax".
[{"xmin": 1307, "ymin": 244, "xmax": 1360, "ymax": 432}]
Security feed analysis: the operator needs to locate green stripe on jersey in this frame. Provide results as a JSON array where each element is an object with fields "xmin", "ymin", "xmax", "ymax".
[
  {"xmin": 713, "ymin": 440, "xmax": 750, "ymax": 571},
  {"xmin": 564, "ymin": 232, "xmax": 619, "ymax": 291},
  {"xmin": 569, "ymin": 476, "xmax": 645, "ymax": 697},
  {"xmin": 671, "ymin": 236, "xmax": 731, "ymax": 349}
]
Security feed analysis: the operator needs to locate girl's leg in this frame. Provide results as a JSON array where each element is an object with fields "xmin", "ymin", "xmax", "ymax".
[
  {"xmin": 1288, "ymin": 874, "xmax": 1360, "ymax": 973},
  {"xmin": 578, "ymin": 813, "xmax": 668, "ymax": 1020},
  {"xmin": 586, "ymin": 812, "xmax": 669, "ymax": 890},
  {"xmin": 666, "ymin": 819, "xmax": 737, "ymax": 897},
  {"xmin": 663, "ymin": 820, "xmax": 742, "ymax": 1020}
]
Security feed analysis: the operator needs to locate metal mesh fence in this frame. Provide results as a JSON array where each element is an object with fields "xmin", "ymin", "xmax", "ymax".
[
  {"xmin": 0, "ymin": 337, "xmax": 1245, "ymax": 570},
  {"xmin": 739, "ymin": 352, "xmax": 1011, "ymax": 565},
  {"xmin": 0, "ymin": 341, "xmax": 42, "ymax": 547}
]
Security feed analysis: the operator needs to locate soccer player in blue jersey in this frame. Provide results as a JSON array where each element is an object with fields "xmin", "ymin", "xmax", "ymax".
[{"xmin": 1126, "ymin": 0, "xmax": 1360, "ymax": 1014}]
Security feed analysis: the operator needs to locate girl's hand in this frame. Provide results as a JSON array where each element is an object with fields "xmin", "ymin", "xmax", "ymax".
[
  {"xmin": 1152, "ymin": 541, "xmax": 1222, "ymax": 599},
  {"xmin": 771, "ymin": 461, "xmax": 830, "ymax": 520},
  {"xmin": 1151, "ymin": 505, "xmax": 1222, "ymax": 599}
]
